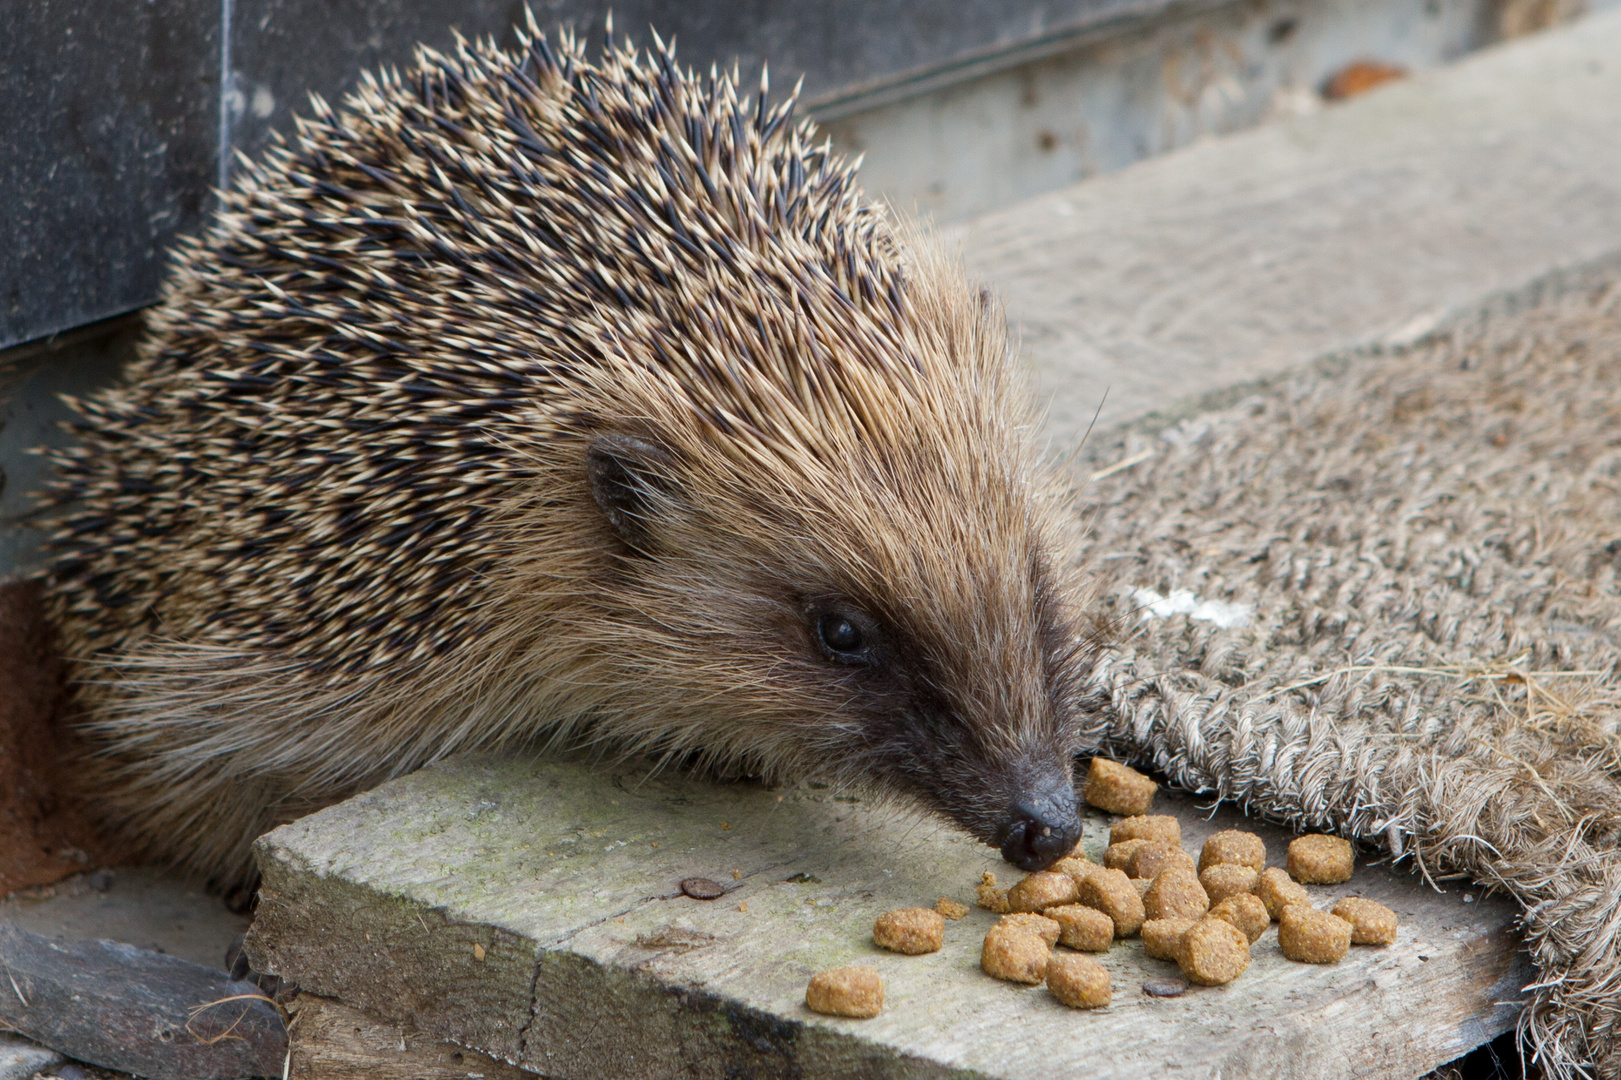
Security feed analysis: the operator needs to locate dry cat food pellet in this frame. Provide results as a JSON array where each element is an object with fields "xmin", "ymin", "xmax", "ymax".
[
  {"xmin": 1208, "ymin": 894, "xmax": 1270, "ymax": 944},
  {"xmin": 998, "ymin": 912, "xmax": 1061, "ymax": 947},
  {"xmin": 1045, "ymin": 904, "xmax": 1114, "ymax": 952},
  {"xmin": 1053, "ymin": 856, "xmax": 1101, "ymax": 887},
  {"xmin": 1046, "ymin": 953, "xmax": 1111, "ymax": 1009},
  {"xmin": 872, "ymin": 907, "xmax": 945, "ymax": 955},
  {"xmin": 1176, "ymin": 917, "xmax": 1252, "ymax": 986},
  {"xmin": 1141, "ymin": 918, "xmax": 1195, "ymax": 960},
  {"xmin": 1257, "ymin": 867, "xmax": 1310, "ymax": 920},
  {"xmin": 1083, "ymin": 757, "xmax": 1157, "ymax": 816},
  {"xmin": 1006, "ymin": 870, "xmax": 1079, "ymax": 913},
  {"xmin": 1199, "ymin": 829, "xmax": 1267, "ymax": 873},
  {"xmin": 1103, "ymin": 838, "xmax": 1150, "ymax": 872},
  {"xmin": 1142, "ymin": 867, "xmax": 1210, "ymax": 922},
  {"xmin": 1332, "ymin": 897, "xmax": 1399, "ymax": 945},
  {"xmin": 1199, "ymin": 864, "xmax": 1260, "ymax": 904},
  {"xmin": 1132, "ymin": 877, "xmax": 1153, "ymax": 898},
  {"xmin": 1110, "ymin": 814, "xmax": 1182, "ymax": 848},
  {"xmin": 805, "ymin": 966, "xmax": 884, "ymax": 1018},
  {"xmin": 1288, "ymin": 834, "xmax": 1355, "ymax": 884},
  {"xmin": 981, "ymin": 924, "xmax": 1051, "ymax": 984},
  {"xmin": 935, "ymin": 897, "xmax": 970, "ymax": 920},
  {"xmin": 1128, "ymin": 842, "xmax": 1196, "ymax": 881},
  {"xmin": 1278, "ymin": 906, "xmax": 1352, "ymax": 963},
  {"xmin": 1076, "ymin": 867, "xmax": 1146, "ymax": 937},
  {"xmin": 977, "ymin": 871, "xmax": 1010, "ymax": 913}
]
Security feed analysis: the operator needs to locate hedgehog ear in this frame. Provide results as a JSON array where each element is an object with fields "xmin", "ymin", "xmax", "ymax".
[{"xmin": 586, "ymin": 433, "xmax": 681, "ymax": 554}]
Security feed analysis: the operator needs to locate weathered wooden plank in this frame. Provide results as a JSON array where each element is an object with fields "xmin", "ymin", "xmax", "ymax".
[
  {"xmin": 247, "ymin": 755, "xmax": 1529, "ymax": 1080},
  {"xmin": 958, "ymin": 10, "xmax": 1621, "ymax": 439},
  {"xmin": 0, "ymin": 923, "xmax": 286, "ymax": 1080},
  {"xmin": 286, "ymin": 994, "xmax": 536, "ymax": 1080}
]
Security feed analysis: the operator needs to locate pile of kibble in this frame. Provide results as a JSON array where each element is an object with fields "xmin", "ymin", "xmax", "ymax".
[{"xmin": 804, "ymin": 758, "xmax": 1398, "ymax": 1018}]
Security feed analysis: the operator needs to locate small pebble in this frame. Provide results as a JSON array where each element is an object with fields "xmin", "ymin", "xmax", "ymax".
[
  {"xmin": 1332, "ymin": 897, "xmax": 1399, "ymax": 945},
  {"xmin": 1083, "ymin": 758, "xmax": 1157, "ymax": 816},
  {"xmin": 1140, "ymin": 917, "xmax": 1195, "ymax": 960},
  {"xmin": 1287, "ymin": 834, "xmax": 1354, "ymax": 884},
  {"xmin": 1209, "ymin": 893, "xmax": 1270, "ymax": 944},
  {"xmin": 981, "ymin": 924, "xmax": 1051, "ymax": 984},
  {"xmin": 681, "ymin": 877, "xmax": 725, "ymax": 900},
  {"xmin": 1045, "ymin": 904, "xmax": 1114, "ymax": 952},
  {"xmin": 1046, "ymin": 953, "xmax": 1111, "ymax": 1009},
  {"xmin": 805, "ymin": 966, "xmax": 884, "ymax": 1018},
  {"xmin": 1257, "ymin": 867, "xmax": 1310, "ymax": 920},
  {"xmin": 1109, "ymin": 814, "xmax": 1181, "ymax": 848},
  {"xmin": 935, "ymin": 897, "xmax": 970, "ymax": 920},
  {"xmin": 1199, "ymin": 864, "xmax": 1260, "ymax": 904},
  {"xmin": 1142, "ymin": 867, "xmax": 1210, "ymax": 922},
  {"xmin": 1198, "ymin": 829, "xmax": 1267, "ymax": 873},
  {"xmin": 1076, "ymin": 867, "xmax": 1145, "ymax": 937},
  {"xmin": 1006, "ymin": 870, "xmax": 1079, "ymax": 913},
  {"xmin": 998, "ymin": 912, "xmax": 1062, "ymax": 947},
  {"xmin": 1278, "ymin": 905, "xmax": 1353, "ymax": 963},
  {"xmin": 1143, "ymin": 976, "xmax": 1190, "ymax": 997},
  {"xmin": 1176, "ymin": 917, "xmax": 1251, "ymax": 986},
  {"xmin": 872, "ymin": 907, "xmax": 945, "ymax": 955}
]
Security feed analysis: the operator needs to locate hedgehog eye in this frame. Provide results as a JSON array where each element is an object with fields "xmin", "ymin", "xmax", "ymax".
[{"xmin": 819, "ymin": 616, "xmax": 863, "ymax": 654}]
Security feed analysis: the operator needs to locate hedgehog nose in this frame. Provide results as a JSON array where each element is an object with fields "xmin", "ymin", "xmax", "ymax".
[{"xmin": 998, "ymin": 785, "xmax": 1082, "ymax": 871}]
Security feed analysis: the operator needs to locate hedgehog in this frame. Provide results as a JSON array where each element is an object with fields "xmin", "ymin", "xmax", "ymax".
[{"xmin": 43, "ymin": 17, "xmax": 1098, "ymax": 888}]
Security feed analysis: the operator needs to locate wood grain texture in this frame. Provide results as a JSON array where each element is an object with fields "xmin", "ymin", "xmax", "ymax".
[
  {"xmin": 956, "ymin": 9, "xmax": 1621, "ymax": 441},
  {"xmin": 287, "ymin": 995, "xmax": 535, "ymax": 1080},
  {"xmin": 247, "ymin": 755, "xmax": 1529, "ymax": 1080}
]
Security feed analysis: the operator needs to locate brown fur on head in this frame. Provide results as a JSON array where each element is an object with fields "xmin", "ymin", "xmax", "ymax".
[{"xmin": 43, "ymin": 22, "xmax": 1097, "ymax": 886}]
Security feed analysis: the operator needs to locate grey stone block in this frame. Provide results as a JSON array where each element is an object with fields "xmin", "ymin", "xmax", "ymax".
[{"xmin": 0, "ymin": 1033, "xmax": 61, "ymax": 1080}]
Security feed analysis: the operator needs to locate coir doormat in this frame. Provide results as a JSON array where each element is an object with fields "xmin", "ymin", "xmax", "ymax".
[{"xmin": 1067, "ymin": 280, "xmax": 1621, "ymax": 1077}]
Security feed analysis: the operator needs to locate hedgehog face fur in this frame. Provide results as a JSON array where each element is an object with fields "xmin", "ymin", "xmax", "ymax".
[{"xmin": 44, "ymin": 19, "xmax": 1097, "ymax": 885}]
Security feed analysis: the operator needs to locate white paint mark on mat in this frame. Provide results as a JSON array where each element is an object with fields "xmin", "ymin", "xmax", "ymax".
[{"xmin": 1131, "ymin": 587, "xmax": 1252, "ymax": 629}]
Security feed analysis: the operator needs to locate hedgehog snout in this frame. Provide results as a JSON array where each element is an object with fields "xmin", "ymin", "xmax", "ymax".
[{"xmin": 994, "ymin": 778, "xmax": 1082, "ymax": 871}]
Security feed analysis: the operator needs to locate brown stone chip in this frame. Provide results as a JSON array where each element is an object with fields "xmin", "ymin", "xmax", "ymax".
[
  {"xmin": 1208, "ymin": 894, "xmax": 1270, "ymax": 944},
  {"xmin": 1198, "ymin": 830, "xmax": 1267, "ymax": 873},
  {"xmin": 1103, "ymin": 838, "xmax": 1150, "ymax": 872},
  {"xmin": 1046, "ymin": 904, "xmax": 1114, "ymax": 952},
  {"xmin": 1076, "ymin": 867, "xmax": 1145, "ymax": 937},
  {"xmin": 998, "ymin": 912, "xmax": 1061, "ymax": 947},
  {"xmin": 1128, "ymin": 842, "xmax": 1197, "ymax": 881},
  {"xmin": 1199, "ymin": 864, "xmax": 1260, "ymax": 904},
  {"xmin": 1006, "ymin": 870, "xmax": 1079, "ymax": 913},
  {"xmin": 1142, "ymin": 976, "xmax": 1189, "ymax": 997},
  {"xmin": 1288, "ymin": 834, "xmax": 1354, "ymax": 884},
  {"xmin": 1176, "ymin": 917, "xmax": 1251, "ymax": 985},
  {"xmin": 805, "ymin": 966, "xmax": 884, "ymax": 1018},
  {"xmin": 1083, "ymin": 758, "xmax": 1157, "ymax": 816},
  {"xmin": 934, "ymin": 897, "xmax": 970, "ymax": 920},
  {"xmin": 1257, "ymin": 866, "xmax": 1310, "ymax": 920},
  {"xmin": 680, "ymin": 877, "xmax": 725, "ymax": 899},
  {"xmin": 872, "ymin": 907, "xmax": 944, "ymax": 955},
  {"xmin": 1110, "ymin": 814, "xmax": 1181, "ymax": 848},
  {"xmin": 1046, "ymin": 953, "xmax": 1111, "ymax": 1009},
  {"xmin": 1140, "ymin": 918, "xmax": 1195, "ymax": 960},
  {"xmin": 1142, "ymin": 867, "xmax": 1210, "ymax": 922},
  {"xmin": 1278, "ymin": 905, "xmax": 1352, "ymax": 963},
  {"xmin": 981, "ymin": 924, "xmax": 1050, "ymax": 984},
  {"xmin": 1332, "ymin": 897, "xmax": 1398, "ymax": 945}
]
